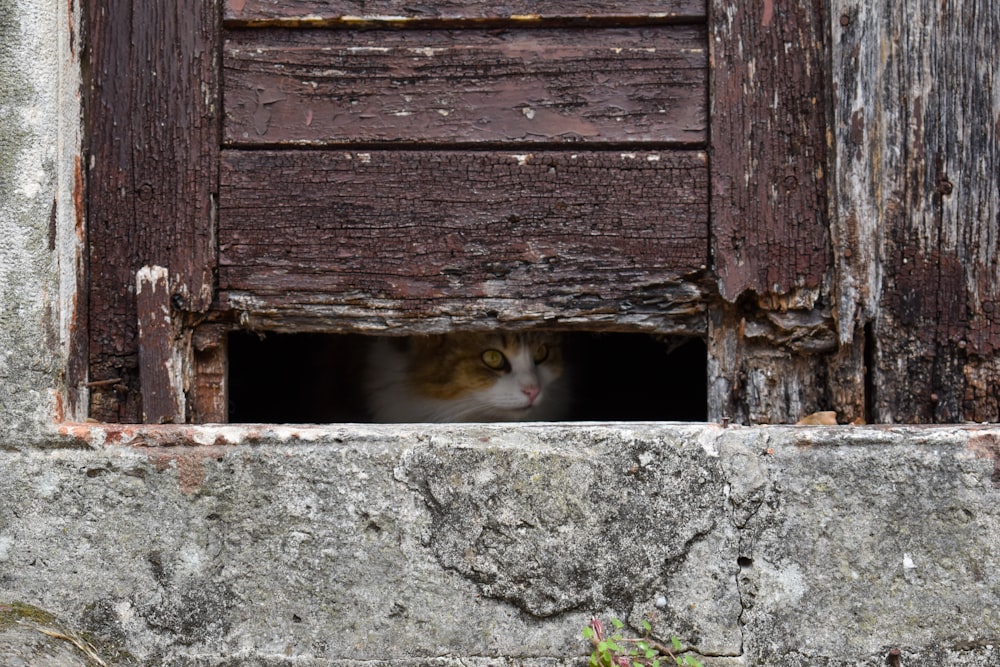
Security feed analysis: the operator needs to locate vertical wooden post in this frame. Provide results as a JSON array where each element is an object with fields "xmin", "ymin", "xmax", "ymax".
[
  {"xmin": 710, "ymin": 0, "xmax": 831, "ymax": 302},
  {"xmin": 708, "ymin": 0, "xmax": 848, "ymax": 423},
  {"xmin": 830, "ymin": 0, "xmax": 1000, "ymax": 422},
  {"xmin": 190, "ymin": 325, "xmax": 229, "ymax": 424},
  {"xmin": 85, "ymin": 0, "xmax": 220, "ymax": 422},
  {"xmin": 136, "ymin": 266, "xmax": 185, "ymax": 424}
]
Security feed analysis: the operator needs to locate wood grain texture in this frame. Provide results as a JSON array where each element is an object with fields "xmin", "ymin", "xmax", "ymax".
[
  {"xmin": 224, "ymin": 27, "xmax": 708, "ymax": 146},
  {"xmin": 831, "ymin": 0, "xmax": 1000, "ymax": 422},
  {"xmin": 706, "ymin": 300, "xmax": 839, "ymax": 424},
  {"xmin": 136, "ymin": 267, "xmax": 184, "ymax": 424},
  {"xmin": 224, "ymin": 0, "xmax": 706, "ymax": 25},
  {"xmin": 85, "ymin": 0, "xmax": 220, "ymax": 422},
  {"xmin": 704, "ymin": 0, "xmax": 841, "ymax": 424},
  {"xmin": 190, "ymin": 325, "xmax": 229, "ymax": 423},
  {"xmin": 218, "ymin": 149, "xmax": 709, "ymax": 333},
  {"xmin": 709, "ymin": 0, "xmax": 830, "ymax": 302}
]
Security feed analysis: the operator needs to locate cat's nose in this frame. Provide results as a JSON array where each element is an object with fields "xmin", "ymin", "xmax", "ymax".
[{"xmin": 522, "ymin": 385, "xmax": 541, "ymax": 404}]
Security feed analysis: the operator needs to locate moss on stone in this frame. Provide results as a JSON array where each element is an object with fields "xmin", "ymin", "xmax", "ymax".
[
  {"xmin": 0, "ymin": 600, "xmax": 138, "ymax": 665},
  {"xmin": 0, "ymin": 601, "xmax": 59, "ymax": 628}
]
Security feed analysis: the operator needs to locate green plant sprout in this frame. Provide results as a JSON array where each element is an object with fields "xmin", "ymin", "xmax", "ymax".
[{"xmin": 583, "ymin": 617, "xmax": 704, "ymax": 667}]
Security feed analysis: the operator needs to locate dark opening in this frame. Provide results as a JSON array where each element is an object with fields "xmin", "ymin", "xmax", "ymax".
[
  {"xmin": 227, "ymin": 332, "xmax": 708, "ymax": 423},
  {"xmin": 863, "ymin": 321, "xmax": 876, "ymax": 424}
]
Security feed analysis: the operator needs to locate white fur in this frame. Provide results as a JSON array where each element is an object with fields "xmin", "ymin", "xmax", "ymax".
[{"xmin": 364, "ymin": 338, "xmax": 569, "ymax": 423}]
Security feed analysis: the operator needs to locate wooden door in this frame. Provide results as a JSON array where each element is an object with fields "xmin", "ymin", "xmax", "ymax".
[{"xmin": 82, "ymin": 0, "xmax": 837, "ymax": 424}]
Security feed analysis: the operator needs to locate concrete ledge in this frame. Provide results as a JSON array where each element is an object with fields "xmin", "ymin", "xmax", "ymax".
[{"xmin": 2, "ymin": 423, "xmax": 1000, "ymax": 665}]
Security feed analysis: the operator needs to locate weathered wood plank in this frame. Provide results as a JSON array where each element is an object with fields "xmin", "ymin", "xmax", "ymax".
[
  {"xmin": 189, "ymin": 325, "xmax": 229, "ymax": 423},
  {"xmin": 706, "ymin": 300, "xmax": 839, "ymax": 424},
  {"xmin": 224, "ymin": 0, "xmax": 706, "ymax": 25},
  {"xmin": 136, "ymin": 267, "xmax": 184, "ymax": 424},
  {"xmin": 831, "ymin": 0, "xmax": 1000, "ymax": 422},
  {"xmin": 709, "ymin": 0, "xmax": 830, "ymax": 302},
  {"xmin": 85, "ymin": 0, "xmax": 220, "ymax": 422},
  {"xmin": 704, "ymin": 0, "xmax": 841, "ymax": 425},
  {"xmin": 215, "ymin": 286, "xmax": 710, "ymax": 335},
  {"xmin": 224, "ymin": 27, "xmax": 707, "ymax": 146},
  {"xmin": 217, "ymin": 149, "xmax": 709, "ymax": 333}
]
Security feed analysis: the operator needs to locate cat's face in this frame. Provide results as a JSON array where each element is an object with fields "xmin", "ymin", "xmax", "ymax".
[{"xmin": 395, "ymin": 331, "xmax": 567, "ymax": 422}]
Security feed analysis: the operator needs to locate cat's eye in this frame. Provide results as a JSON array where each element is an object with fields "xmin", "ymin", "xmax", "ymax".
[
  {"xmin": 481, "ymin": 349, "xmax": 509, "ymax": 371},
  {"xmin": 533, "ymin": 344, "xmax": 549, "ymax": 364}
]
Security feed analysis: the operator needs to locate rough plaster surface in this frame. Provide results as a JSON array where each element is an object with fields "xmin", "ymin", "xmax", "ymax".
[
  {"xmin": 0, "ymin": 0, "xmax": 82, "ymax": 440},
  {"xmin": 1, "ymin": 423, "xmax": 1000, "ymax": 666}
]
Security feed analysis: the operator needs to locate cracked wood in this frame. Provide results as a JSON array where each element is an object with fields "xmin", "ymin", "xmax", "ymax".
[
  {"xmin": 832, "ymin": 0, "xmax": 1000, "ymax": 422},
  {"xmin": 709, "ymin": 0, "xmax": 831, "ymax": 301},
  {"xmin": 224, "ymin": 0, "xmax": 706, "ymax": 25},
  {"xmin": 136, "ymin": 266, "xmax": 184, "ymax": 424},
  {"xmin": 224, "ymin": 27, "xmax": 707, "ymax": 147},
  {"xmin": 85, "ymin": 0, "xmax": 220, "ymax": 422},
  {"xmin": 217, "ymin": 150, "xmax": 709, "ymax": 332}
]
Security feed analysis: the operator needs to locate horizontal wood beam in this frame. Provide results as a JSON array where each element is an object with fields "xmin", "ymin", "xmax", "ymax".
[
  {"xmin": 217, "ymin": 149, "xmax": 709, "ymax": 333},
  {"xmin": 224, "ymin": 0, "xmax": 706, "ymax": 26},
  {"xmin": 224, "ymin": 27, "xmax": 707, "ymax": 146}
]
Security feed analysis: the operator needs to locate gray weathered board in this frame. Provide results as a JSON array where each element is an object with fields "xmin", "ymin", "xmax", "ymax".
[{"xmin": 830, "ymin": 0, "xmax": 1000, "ymax": 423}]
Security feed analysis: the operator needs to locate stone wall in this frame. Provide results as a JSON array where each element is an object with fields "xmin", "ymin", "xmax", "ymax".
[{"xmin": 3, "ymin": 424, "xmax": 1000, "ymax": 666}]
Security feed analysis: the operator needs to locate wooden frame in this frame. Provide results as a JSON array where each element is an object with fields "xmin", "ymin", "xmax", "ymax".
[
  {"xmin": 85, "ymin": 0, "xmax": 220, "ymax": 422},
  {"xmin": 83, "ymin": 0, "xmax": 1000, "ymax": 425},
  {"xmin": 85, "ymin": 0, "xmax": 720, "ymax": 423}
]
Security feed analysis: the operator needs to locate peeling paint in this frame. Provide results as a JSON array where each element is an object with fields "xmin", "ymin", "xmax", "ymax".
[
  {"xmin": 341, "ymin": 15, "xmax": 412, "ymax": 24},
  {"xmin": 762, "ymin": 0, "xmax": 774, "ymax": 27},
  {"xmin": 407, "ymin": 47, "xmax": 446, "ymax": 57},
  {"xmin": 346, "ymin": 45, "xmax": 391, "ymax": 54}
]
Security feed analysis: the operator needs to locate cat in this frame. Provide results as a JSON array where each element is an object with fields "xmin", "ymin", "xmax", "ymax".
[{"xmin": 364, "ymin": 331, "xmax": 570, "ymax": 423}]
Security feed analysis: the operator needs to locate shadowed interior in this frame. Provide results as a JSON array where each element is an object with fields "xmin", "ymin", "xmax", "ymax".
[{"xmin": 228, "ymin": 332, "xmax": 707, "ymax": 423}]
